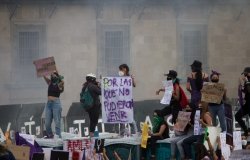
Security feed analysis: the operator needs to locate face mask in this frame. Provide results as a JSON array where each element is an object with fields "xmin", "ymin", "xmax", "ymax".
[
  {"xmin": 51, "ymin": 76, "xmax": 58, "ymax": 84},
  {"xmin": 211, "ymin": 79, "xmax": 219, "ymax": 83},
  {"xmin": 118, "ymin": 71, "xmax": 125, "ymax": 76}
]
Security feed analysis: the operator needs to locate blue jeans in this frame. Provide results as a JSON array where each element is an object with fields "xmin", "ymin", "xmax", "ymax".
[
  {"xmin": 45, "ymin": 98, "xmax": 62, "ymax": 137},
  {"xmin": 208, "ymin": 103, "xmax": 227, "ymax": 132}
]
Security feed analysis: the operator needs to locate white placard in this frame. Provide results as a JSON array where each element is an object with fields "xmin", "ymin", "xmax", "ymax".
[
  {"xmin": 36, "ymin": 126, "xmax": 41, "ymax": 136},
  {"xmin": 220, "ymin": 132, "xmax": 231, "ymax": 160},
  {"xmin": 233, "ymin": 131, "xmax": 242, "ymax": 150},
  {"xmin": 102, "ymin": 77, "xmax": 134, "ymax": 123},
  {"xmin": 160, "ymin": 80, "xmax": 173, "ymax": 105},
  {"xmin": 194, "ymin": 110, "xmax": 201, "ymax": 135}
]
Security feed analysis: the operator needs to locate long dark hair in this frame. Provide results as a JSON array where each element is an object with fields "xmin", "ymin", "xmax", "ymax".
[
  {"xmin": 196, "ymin": 70, "xmax": 203, "ymax": 91},
  {"xmin": 119, "ymin": 64, "xmax": 130, "ymax": 76},
  {"xmin": 192, "ymin": 66, "xmax": 203, "ymax": 91}
]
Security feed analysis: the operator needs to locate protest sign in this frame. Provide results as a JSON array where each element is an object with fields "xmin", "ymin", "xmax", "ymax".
[
  {"xmin": 101, "ymin": 77, "xmax": 134, "ymax": 123},
  {"xmin": 201, "ymin": 82, "xmax": 225, "ymax": 104},
  {"xmin": 225, "ymin": 103, "xmax": 233, "ymax": 146},
  {"xmin": 204, "ymin": 127, "xmax": 221, "ymax": 150},
  {"xmin": 141, "ymin": 123, "xmax": 149, "ymax": 149},
  {"xmin": 233, "ymin": 131, "xmax": 242, "ymax": 150},
  {"xmin": 160, "ymin": 80, "xmax": 173, "ymax": 105},
  {"xmin": 194, "ymin": 110, "xmax": 201, "ymax": 135},
  {"xmin": 174, "ymin": 111, "xmax": 191, "ymax": 132},
  {"xmin": 5, "ymin": 144, "xmax": 30, "ymax": 160},
  {"xmin": 63, "ymin": 138, "xmax": 91, "ymax": 159},
  {"xmin": 33, "ymin": 57, "xmax": 56, "ymax": 77},
  {"xmin": 220, "ymin": 132, "xmax": 231, "ymax": 160}
]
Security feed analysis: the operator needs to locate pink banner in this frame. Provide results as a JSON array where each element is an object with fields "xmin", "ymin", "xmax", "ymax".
[{"xmin": 33, "ymin": 57, "xmax": 56, "ymax": 77}]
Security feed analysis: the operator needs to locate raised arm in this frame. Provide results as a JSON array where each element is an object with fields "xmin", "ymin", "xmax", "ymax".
[
  {"xmin": 43, "ymin": 76, "xmax": 50, "ymax": 85},
  {"xmin": 58, "ymin": 80, "xmax": 64, "ymax": 93},
  {"xmin": 156, "ymin": 88, "xmax": 165, "ymax": 95},
  {"xmin": 131, "ymin": 75, "xmax": 136, "ymax": 87}
]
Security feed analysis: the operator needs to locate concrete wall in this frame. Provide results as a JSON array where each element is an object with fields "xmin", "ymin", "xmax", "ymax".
[{"xmin": 0, "ymin": 1, "xmax": 249, "ymax": 115}]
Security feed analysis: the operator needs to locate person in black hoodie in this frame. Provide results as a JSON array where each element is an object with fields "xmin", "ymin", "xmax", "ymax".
[{"xmin": 81, "ymin": 73, "xmax": 101, "ymax": 137}]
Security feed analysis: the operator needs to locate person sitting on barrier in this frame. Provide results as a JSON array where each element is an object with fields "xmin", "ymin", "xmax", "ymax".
[
  {"xmin": 182, "ymin": 106, "xmax": 213, "ymax": 160},
  {"xmin": 235, "ymin": 67, "xmax": 250, "ymax": 137},
  {"xmin": 156, "ymin": 70, "xmax": 182, "ymax": 124},
  {"xmin": 43, "ymin": 70, "xmax": 64, "ymax": 138},
  {"xmin": 141, "ymin": 110, "xmax": 169, "ymax": 160},
  {"xmin": 168, "ymin": 110, "xmax": 194, "ymax": 160}
]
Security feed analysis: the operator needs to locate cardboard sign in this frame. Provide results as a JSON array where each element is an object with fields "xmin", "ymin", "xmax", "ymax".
[
  {"xmin": 94, "ymin": 139, "xmax": 105, "ymax": 153},
  {"xmin": 33, "ymin": 57, "xmax": 56, "ymax": 77},
  {"xmin": 201, "ymin": 83, "xmax": 225, "ymax": 104},
  {"xmin": 5, "ymin": 144, "xmax": 30, "ymax": 160},
  {"xmin": 160, "ymin": 80, "xmax": 173, "ymax": 105},
  {"xmin": 233, "ymin": 131, "xmax": 242, "ymax": 150},
  {"xmin": 174, "ymin": 111, "xmax": 191, "ymax": 132},
  {"xmin": 101, "ymin": 77, "xmax": 134, "ymax": 123}
]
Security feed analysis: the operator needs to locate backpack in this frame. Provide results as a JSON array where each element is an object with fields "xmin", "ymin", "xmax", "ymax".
[
  {"xmin": 174, "ymin": 84, "xmax": 188, "ymax": 109},
  {"xmin": 80, "ymin": 86, "xmax": 94, "ymax": 110}
]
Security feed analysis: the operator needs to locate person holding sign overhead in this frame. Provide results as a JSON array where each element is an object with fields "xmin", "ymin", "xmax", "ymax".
[{"xmin": 43, "ymin": 70, "xmax": 64, "ymax": 138}]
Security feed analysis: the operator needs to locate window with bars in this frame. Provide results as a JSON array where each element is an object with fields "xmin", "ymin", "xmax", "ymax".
[
  {"xmin": 12, "ymin": 24, "xmax": 46, "ymax": 86},
  {"xmin": 177, "ymin": 24, "xmax": 208, "ymax": 76},
  {"xmin": 97, "ymin": 24, "xmax": 130, "ymax": 77},
  {"xmin": 18, "ymin": 32, "xmax": 40, "ymax": 66}
]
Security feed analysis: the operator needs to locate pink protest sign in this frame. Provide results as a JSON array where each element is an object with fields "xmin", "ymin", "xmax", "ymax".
[{"xmin": 33, "ymin": 57, "xmax": 56, "ymax": 77}]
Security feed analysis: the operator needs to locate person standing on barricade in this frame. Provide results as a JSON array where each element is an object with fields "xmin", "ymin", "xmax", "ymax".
[
  {"xmin": 80, "ymin": 73, "xmax": 101, "ymax": 137},
  {"xmin": 156, "ymin": 70, "xmax": 187, "ymax": 124},
  {"xmin": 235, "ymin": 67, "xmax": 250, "ymax": 137},
  {"xmin": 186, "ymin": 60, "xmax": 209, "ymax": 109},
  {"xmin": 207, "ymin": 70, "xmax": 227, "ymax": 132},
  {"xmin": 44, "ymin": 70, "xmax": 64, "ymax": 138},
  {"xmin": 117, "ymin": 64, "xmax": 137, "ymax": 136}
]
